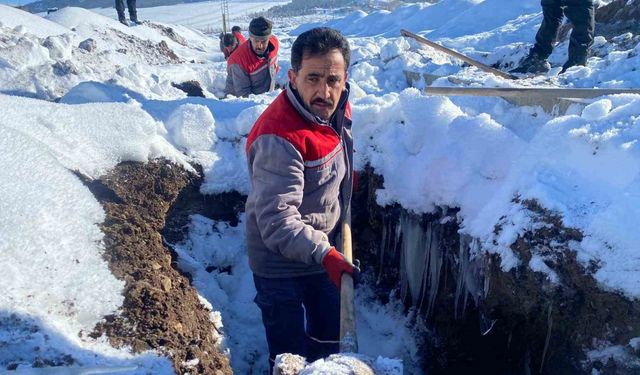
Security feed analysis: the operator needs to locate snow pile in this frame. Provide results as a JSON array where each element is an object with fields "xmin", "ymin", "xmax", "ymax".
[
  {"xmin": 0, "ymin": 5, "xmax": 224, "ymax": 100},
  {"xmin": 90, "ymin": 0, "xmax": 289, "ymax": 31},
  {"xmin": 171, "ymin": 214, "xmax": 269, "ymax": 373},
  {"xmin": 0, "ymin": 93, "xmax": 185, "ymax": 372},
  {"xmin": 351, "ymin": 87, "xmax": 640, "ymax": 297},
  {"xmin": 0, "ymin": 5, "xmax": 69, "ymax": 37},
  {"xmin": 60, "ymin": 79, "xmax": 271, "ymax": 194},
  {"xmin": 275, "ymin": 352, "xmax": 403, "ymax": 374}
]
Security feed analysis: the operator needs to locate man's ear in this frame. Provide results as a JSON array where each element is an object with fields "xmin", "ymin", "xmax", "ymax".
[{"xmin": 288, "ymin": 69, "xmax": 297, "ymax": 90}]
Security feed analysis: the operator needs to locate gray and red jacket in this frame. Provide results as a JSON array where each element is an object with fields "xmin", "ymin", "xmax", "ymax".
[
  {"xmin": 245, "ymin": 83, "xmax": 353, "ymax": 278},
  {"xmin": 225, "ymin": 35, "xmax": 279, "ymax": 97}
]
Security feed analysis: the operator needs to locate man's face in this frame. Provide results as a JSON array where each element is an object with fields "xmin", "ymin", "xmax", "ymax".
[
  {"xmin": 288, "ymin": 49, "xmax": 347, "ymax": 121},
  {"xmin": 250, "ymin": 36, "xmax": 269, "ymax": 55},
  {"xmin": 225, "ymin": 39, "xmax": 238, "ymax": 52}
]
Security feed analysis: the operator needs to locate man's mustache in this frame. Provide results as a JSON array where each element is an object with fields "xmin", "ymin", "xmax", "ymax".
[{"xmin": 312, "ymin": 98, "xmax": 333, "ymax": 106}]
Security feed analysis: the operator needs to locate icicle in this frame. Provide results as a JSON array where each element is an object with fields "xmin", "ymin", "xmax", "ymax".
[
  {"xmin": 454, "ymin": 235, "xmax": 472, "ymax": 320},
  {"xmin": 425, "ymin": 222, "xmax": 443, "ymax": 318},
  {"xmin": 397, "ymin": 209, "xmax": 488, "ymax": 322},
  {"xmin": 378, "ymin": 220, "xmax": 389, "ymax": 285},
  {"xmin": 394, "ymin": 217, "xmax": 402, "ymax": 254},
  {"xmin": 399, "ymin": 212, "xmax": 427, "ymax": 307},
  {"xmin": 416, "ymin": 221, "xmax": 431, "ymax": 314},
  {"xmin": 539, "ymin": 304, "xmax": 553, "ymax": 374},
  {"xmin": 483, "ymin": 255, "xmax": 491, "ymax": 299},
  {"xmin": 398, "ymin": 213, "xmax": 445, "ymax": 318},
  {"xmin": 479, "ymin": 309, "xmax": 496, "ymax": 336}
]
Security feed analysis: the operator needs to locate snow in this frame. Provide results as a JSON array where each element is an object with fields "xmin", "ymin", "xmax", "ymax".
[
  {"xmin": 89, "ymin": 0, "xmax": 289, "ymax": 32},
  {"xmin": 0, "ymin": 94, "xmax": 180, "ymax": 373},
  {"xmin": 0, "ymin": 4, "xmax": 70, "ymax": 37},
  {"xmin": 2, "ymin": 0, "xmax": 640, "ymax": 373}
]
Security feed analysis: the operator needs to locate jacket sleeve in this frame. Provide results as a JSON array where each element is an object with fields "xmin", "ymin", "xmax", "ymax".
[
  {"xmin": 228, "ymin": 63, "xmax": 252, "ymax": 97},
  {"xmin": 248, "ymin": 135, "xmax": 332, "ymax": 265},
  {"xmin": 268, "ymin": 57, "xmax": 277, "ymax": 92},
  {"xmin": 224, "ymin": 68, "xmax": 234, "ymax": 96}
]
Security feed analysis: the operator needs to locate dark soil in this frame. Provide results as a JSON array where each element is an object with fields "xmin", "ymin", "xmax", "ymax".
[
  {"xmin": 83, "ymin": 160, "xmax": 232, "ymax": 375},
  {"xmin": 595, "ymin": 0, "xmax": 640, "ymax": 39}
]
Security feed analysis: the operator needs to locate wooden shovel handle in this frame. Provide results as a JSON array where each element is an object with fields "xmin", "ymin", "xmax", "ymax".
[
  {"xmin": 339, "ymin": 209, "xmax": 358, "ymax": 353},
  {"xmin": 400, "ymin": 28, "xmax": 517, "ymax": 80}
]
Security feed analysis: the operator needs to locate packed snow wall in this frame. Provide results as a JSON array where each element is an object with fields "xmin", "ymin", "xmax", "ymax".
[{"xmin": 352, "ymin": 166, "xmax": 640, "ymax": 375}]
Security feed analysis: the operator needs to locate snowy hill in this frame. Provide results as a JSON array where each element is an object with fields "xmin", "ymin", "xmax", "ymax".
[
  {"xmin": 2, "ymin": 0, "xmax": 640, "ymax": 373},
  {"xmin": 21, "ymin": 0, "xmax": 284, "ymax": 15}
]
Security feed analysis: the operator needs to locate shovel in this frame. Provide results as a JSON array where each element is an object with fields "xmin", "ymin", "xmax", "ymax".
[{"xmin": 339, "ymin": 208, "xmax": 358, "ymax": 353}]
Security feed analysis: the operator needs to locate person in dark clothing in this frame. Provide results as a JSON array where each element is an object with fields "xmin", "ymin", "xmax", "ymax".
[
  {"xmin": 220, "ymin": 33, "xmax": 239, "ymax": 60},
  {"xmin": 231, "ymin": 25, "xmax": 246, "ymax": 44},
  {"xmin": 115, "ymin": 0, "xmax": 140, "ymax": 26},
  {"xmin": 511, "ymin": 0, "xmax": 594, "ymax": 74}
]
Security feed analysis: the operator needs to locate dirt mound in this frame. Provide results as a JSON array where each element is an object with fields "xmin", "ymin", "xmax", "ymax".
[
  {"xmin": 596, "ymin": 0, "xmax": 640, "ymax": 37},
  {"xmin": 145, "ymin": 22, "xmax": 189, "ymax": 47},
  {"xmin": 112, "ymin": 28, "xmax": 183, "ymax": 64},
  {"xmin": 83, "ymin": 160, "xmax": 231, "ymax": 375},
  {"xmin": 596, "ymin": 0, "xmax": 640, "ymax": 24}
]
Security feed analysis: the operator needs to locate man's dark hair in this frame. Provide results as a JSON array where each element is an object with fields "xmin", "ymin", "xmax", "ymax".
[
  {"xmin": 231, "ymin": 25, "xmax": 241, "ymax": 33},
  {"xmin": 222, "ymin": 33, "xmax": 237, "ymax": 47},
  {"xmin": 291, "ymin": 27, "xmax": 350, "ymax": 72}
]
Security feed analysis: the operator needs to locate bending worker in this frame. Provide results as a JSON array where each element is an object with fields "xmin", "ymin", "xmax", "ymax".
[{"xmin": 225, "ymin": 16, "xmax": 279, "ymax": 97}]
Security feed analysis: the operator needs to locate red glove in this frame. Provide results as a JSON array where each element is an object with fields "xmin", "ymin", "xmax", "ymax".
[{"xmin": 322, "ymin": 247, "xmax": 354, "ymax": 289}]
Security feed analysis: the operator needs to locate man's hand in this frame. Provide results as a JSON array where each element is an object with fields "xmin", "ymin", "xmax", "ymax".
[{"xmin": 322, "ymin": 247, "xmax": 359, "ymax": 289}]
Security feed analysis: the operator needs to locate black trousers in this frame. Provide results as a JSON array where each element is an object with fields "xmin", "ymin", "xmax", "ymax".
[
  {"xmin": 531, "ymin": 0, "xmax": 594, "ymax": 63},
  {"xmin": 253, "ymin": 273, "xmax": 340, "ymax": 373},
  {"xmin": 115, "ymin": 0, "xmax": 137, "ymax": 21}
]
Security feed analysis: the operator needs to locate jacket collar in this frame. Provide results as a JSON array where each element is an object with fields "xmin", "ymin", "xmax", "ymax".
[{"xmin": 286, "ymin": 82, "xmax": 350, "ymax": 127}]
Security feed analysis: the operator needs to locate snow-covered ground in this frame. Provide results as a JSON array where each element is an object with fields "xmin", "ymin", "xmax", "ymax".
[
  {"xmin": 2, "ymin": 0, "xmax": 640, "ymax": 373},
  {"xmin": 89, "ymin": 0, "xmax": 288, "ymax": 32}
]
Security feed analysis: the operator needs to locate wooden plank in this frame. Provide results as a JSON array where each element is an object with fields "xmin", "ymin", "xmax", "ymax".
[
  {"xmin": 403, "ymin": 70, "xmax": 443, "ymax": 86},
  {"xmin": 339, "ymin": 208, "xmax": 358, "ymax": 353},
  {"xmin": 401, "ymin": 29, "xmax": 518, "ymax": 80},
  {"xmin": 424, "ymin": 86, "xmax": 640, "ymax": 98}
]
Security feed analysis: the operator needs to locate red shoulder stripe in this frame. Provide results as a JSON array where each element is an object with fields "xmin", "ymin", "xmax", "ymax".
[{"xmin": 246, "ymin": 92, "xmax": 340, "ymax": 162}]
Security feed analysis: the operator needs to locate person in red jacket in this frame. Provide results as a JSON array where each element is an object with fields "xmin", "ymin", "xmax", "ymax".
[
  {"xmin": 225, "ymin": 16, "xmax": 279, "ymax": 97},
  {"xmin": 231, "ymin": 25, "xmax": 246, "ymax": 44},
  {"xmin": 245, "ymin": 27, "xmax": 357, "ymax": 371}
]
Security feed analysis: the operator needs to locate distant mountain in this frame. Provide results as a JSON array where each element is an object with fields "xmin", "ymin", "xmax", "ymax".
[
  {"xmin": 22, "ymin": 0, "xmax": 227, "ymax": 14},
  {"xmin": 262, "ymin": 0, "xmax": 436, "ymax": 17}
]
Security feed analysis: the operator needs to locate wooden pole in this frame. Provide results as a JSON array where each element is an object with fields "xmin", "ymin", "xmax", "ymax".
[
  {"xmin": 222, "ymin": 13, "xmax": 227, "ymax": 33},
  {"xmin": 400, "ymin": 29, "xmax": 518, "ymax": 80},
  {"xmin": 220, "ymin": 0, "xmax": 229, "ymax": 33},
  {"xmin": 339, "ymin": 208, "xmax": 358, "ymax": 353},
  {"xmin": 423, "ymin": 86, "xmax": 640, "ymax": 98}
]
